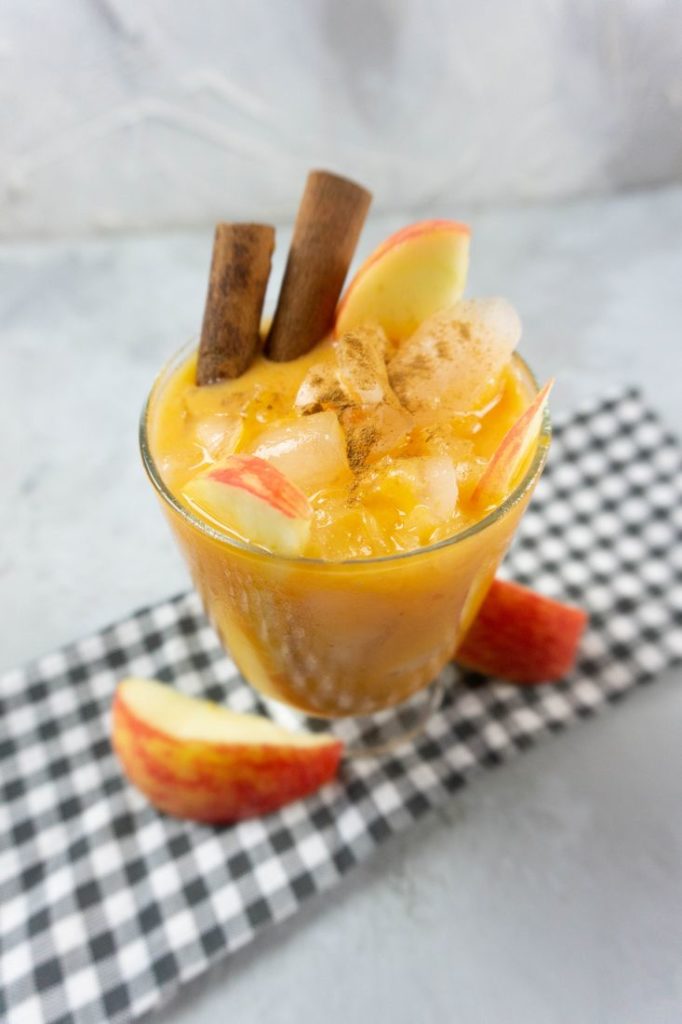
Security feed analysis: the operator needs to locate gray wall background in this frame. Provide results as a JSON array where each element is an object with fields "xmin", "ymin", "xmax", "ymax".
[{"xmin": 2, "ymin": 0, "xmax": 682, "ymax": 239}]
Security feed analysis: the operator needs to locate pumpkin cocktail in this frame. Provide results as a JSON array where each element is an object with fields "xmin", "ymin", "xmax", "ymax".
[{"xmin": 142, "ymin": 172, "xmax": 551, "ymax": 718}]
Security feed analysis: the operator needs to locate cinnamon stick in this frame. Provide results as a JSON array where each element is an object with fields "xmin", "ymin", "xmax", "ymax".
[
  {"xmin": 265, "ymin": 171, "xmax": 372, "ymax": 362},
  {"xmin": 196, "ymin": 222, "xmax": 275, "ymax": 385}
]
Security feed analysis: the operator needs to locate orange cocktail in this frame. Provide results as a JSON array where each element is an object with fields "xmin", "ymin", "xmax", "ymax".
[
  {"xmin": 142, "ymin": 328, "xmax": 549, "ymax": 717},
  {"xmin": 141, "ymin": 172, "xmax": 551, "ymax": 719}
]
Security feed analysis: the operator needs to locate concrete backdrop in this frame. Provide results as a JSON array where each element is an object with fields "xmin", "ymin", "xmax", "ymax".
[{"xmin": 2, "ymin": 0, "xmax": 682, "ymax": 238}]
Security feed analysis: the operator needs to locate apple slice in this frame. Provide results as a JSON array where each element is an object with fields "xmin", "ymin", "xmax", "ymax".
[
  {"xmin": 455, "ymin": 578, "xmax": 588, "ymax": 683},
  {"xmin": 183, "ymin": 454, "xmax": 312, "ymax": 556},
  {"xmin": 112, "ymin": 678, "xmax": 342, "ymax": 823},
  {"xmin": 472, "ymin": 379, "xmax": 553, "ymax": 509},
  {"xmin": 335, "ymin": 220, "xmax": 470, "ymax": 342}
]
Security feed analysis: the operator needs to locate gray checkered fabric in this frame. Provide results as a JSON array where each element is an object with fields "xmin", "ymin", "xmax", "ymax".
[{"xmin": 1, "ymin": 389, "xmax": 681, "ymax": 1024}]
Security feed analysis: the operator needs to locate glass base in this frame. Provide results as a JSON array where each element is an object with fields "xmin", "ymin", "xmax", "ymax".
[{"xmin": 258, "ymin": 674, "xmax": 447, "ymax": 758}]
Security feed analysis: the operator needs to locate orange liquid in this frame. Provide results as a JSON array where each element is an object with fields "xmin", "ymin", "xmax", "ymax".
[{"xmin": 145, "ymin": 343, "xmax": 547, "ymax": 716}]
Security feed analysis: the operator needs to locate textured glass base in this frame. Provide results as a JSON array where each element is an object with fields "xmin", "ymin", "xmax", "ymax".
[{"xmin": 259, "ymin": 674, "xmax": 447, "ymax": 758}]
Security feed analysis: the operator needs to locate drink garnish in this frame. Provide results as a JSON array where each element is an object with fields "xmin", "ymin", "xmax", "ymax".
[
  {"xmin": 265, "ymin": 170, "xmax": 372, "ymax": 362},
  {"xmin": 196, "ymin": 222, "xmax": 275, "ymax": 385}
]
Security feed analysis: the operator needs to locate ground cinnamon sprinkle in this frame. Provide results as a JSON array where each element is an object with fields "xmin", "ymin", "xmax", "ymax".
[
  {"xmin": 346, "ymin": 422, "xmax": 379, "ymax": 471},
  {"xmin": 322, "ymin": 387, "xmax": 350, "ymax": 409},
  {"xmin": 389, "ymin": 351, "xmax": 434, "ymax": 404},
  {"xmin": 341, "ymin": 332, "xmax": 377, "ymax": 393}
]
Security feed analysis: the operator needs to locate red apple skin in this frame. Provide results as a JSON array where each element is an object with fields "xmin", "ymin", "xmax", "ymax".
[
  {"xmin": 183, "ymin": 454, "xmax": 312, "ymax": 556},
  {"xmin": 206, "ymin": 455, "xmax": 310, "ymax": 520},
  {"xmin": 112, "ymin": 690, "xmax": 342, "ymax": 824},
  {"xmin": 334, "ymin": 219, "xmax": 470, "ymax": 341},
  {"xmin": 455, "ymin": 579, "xmax": 588, "ymax": 683},
  {"xmin": 472, "ymin": 380, "xmax": 553, "ymax": 509},
  {"xmin": 344, "ymin": 218, "xmax": 471, "ymax": 283}
]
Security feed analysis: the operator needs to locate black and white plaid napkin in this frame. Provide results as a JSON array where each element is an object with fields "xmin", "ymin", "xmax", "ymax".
[{"xmin": 1, "ymin": 388, "xmax": 681, "ymax": 1024}]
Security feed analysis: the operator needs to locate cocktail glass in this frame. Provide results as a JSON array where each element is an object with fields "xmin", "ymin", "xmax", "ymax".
[{"xmin": 140, "ymin": 342, "xmax": 550, "ymax": 753}]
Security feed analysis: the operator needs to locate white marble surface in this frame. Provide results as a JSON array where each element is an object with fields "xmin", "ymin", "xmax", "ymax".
[
  {"xmin": 2, "ymin": 187, "xmax": 682, "ymax": 1022},
  {"xmin": 3, "ymin": 0, "xmax": 682, "ymax": 237}
]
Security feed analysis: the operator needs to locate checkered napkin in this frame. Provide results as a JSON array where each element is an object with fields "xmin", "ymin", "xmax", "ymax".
[{"xmin": 2, "ymin": 389, "xmax": 681, "ymax": 1024}]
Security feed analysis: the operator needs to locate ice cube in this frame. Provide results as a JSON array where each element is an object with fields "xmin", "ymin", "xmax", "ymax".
[
  {"xmin": 335, "ymin": 326, "xmax": 395, "ymax": 407},
  {"xmin": 341, "ymin": 403, "xmax": 413, "ymax": 470},
  {"xmin": 295, "ymin": 326, "xmax": 396, "ymax": 415},
  {"xmin": 294, "ymin": 363, "xmax": 348, "ymax": 415},
  {"xmin": 419, "ymin": 456, "xmax": 460, "ymax": 520},
  {"xmin": 388, "ymin": 298, "xmax": 521, "ymax": 413},
  {"xmin": 250, "ymin": 411, "xmax": 350, "ymax": 494},
  {"xmin": 310, "ymin": 498, "xmax": 389, "ymax": 559},
  {"xmin": 362, "ymin": 455, "xmax": 458, "ymax": 522},
  {"xmin": 193, "ymin": 414, "xmax": 244, "ymax": 459}
]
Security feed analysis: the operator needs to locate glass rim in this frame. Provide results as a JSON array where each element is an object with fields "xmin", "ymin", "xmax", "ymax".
[{"xmin": 139, "ymin": 341, "xmax": 551, "ymax": 568}]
